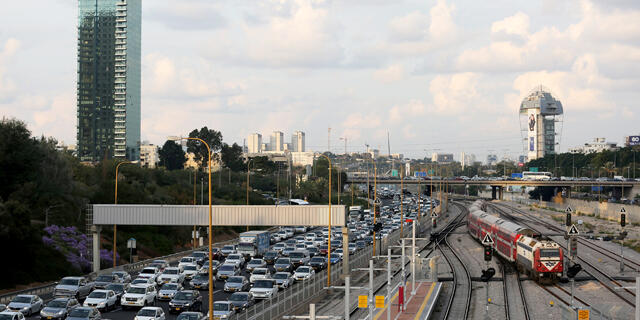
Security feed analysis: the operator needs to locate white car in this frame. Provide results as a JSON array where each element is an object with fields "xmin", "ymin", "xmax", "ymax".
[
  {"xmin": 0, "ymin": 311, "xmax": 25, "ymax": 320},
  {"xmin": 120, "ymin": 285, "xmax": 157, "ymax": 310},
  {"xmin": 249, "ymin": 280, "xmax": 278, "ymax": 300},
  {"xmin": 293, "ymin": 266, "xmax": 315, "ymax": 281},
  {"xmin": 137, "ymin": 267, "xmax": 160, "ymax": 283},
  {"xmin": 249, "ymin": 268, "xmax": 272, "ymax": 284},
  {"xmin": 157, "ymin": 267, "xmax": 185, "ymax": 285},
  {"xmin": 135, "ymin": 307, "xmax": 165, "ymax": 320},
  {"xmin": 178, "ymin": 257, "xmax": 197, "ymax": 269},
  {"xmin": 182, "ymin": 264, "xmax": 200, "ymax": 280},
  {"xmin": 83, "ymin": 290, "xmax": 117, "ymax": 312},
  {"xmin": 225, "ymin": 254, "xmax": 244, "ymax": 269}
]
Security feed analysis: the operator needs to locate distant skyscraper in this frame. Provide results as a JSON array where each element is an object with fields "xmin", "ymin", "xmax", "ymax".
[
  {"xmin": 519, "ymin": 86, "xmax": 563, "ymax": 161},
  {"xmin": 247, "ymin": 133, "xmax": 262, "ymax": 153},
  {"xmin": 270, "ymin": 131, "xmax": 284, "ymax": 152},
  {"xmin": 77, "ymin": 0, "xmax": 141, "ymax": 162},
  {"xmin": 291, "ymin": 131, "xmax": 305, "ymax": 152}
]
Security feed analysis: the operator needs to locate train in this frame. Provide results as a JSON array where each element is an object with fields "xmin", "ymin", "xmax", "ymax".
[{"xmin": 467, "ymin": 200, "xmax": 563, "ymax": 281}]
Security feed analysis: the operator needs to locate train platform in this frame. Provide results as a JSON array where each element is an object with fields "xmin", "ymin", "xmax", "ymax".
[{"xmin": 373, "ymin": 281, "xmax": 442, "ymax": 320}]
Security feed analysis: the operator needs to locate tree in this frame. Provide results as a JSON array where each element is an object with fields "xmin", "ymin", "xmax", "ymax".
[
  {"xmin": 187, "ymin": 127, "xmax": 223, "ymax": 168},
  {"xmin": 0, "ymin": 118, "xmax": 42, "ymax": 200},
  {"xmin": 221, "ymin": 143, "xmax": 245, "ymax": 172},
  {"xmin": 159, "ymin": 140, "xmax": 186, "ymax": 170}
]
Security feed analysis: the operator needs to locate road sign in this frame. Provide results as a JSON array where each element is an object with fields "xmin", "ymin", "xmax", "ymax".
[
  {"xmin": 358, "ymin": 295, "xmax": 368, "ymax": 308},
  {"xmin": 374, "ymin": 198, "xmax": 382, "ymax": 205},
  {"xmin": 375, "ymin": 295, "xmax": 385, "ymax": 308},
  {"xmin": 431, "ymin": 211, "xmax": 438, "ymax": 218},
  {"xmin": 482, "ymin": 233, "xmax": 494, "ymax": 245},
  {"xmin": 577, "ymin": 309, "xmax": 590, "ymax": 319},
  {"xmin": 620, "ymin": 207, "xmax": 626, "ymax": 213},
  {"xmin": 568, "ymin": 224, "xmax": 580, "ymax": 236},
  {"xmin": 566, "ymin": 206, "xmax": 573, "ymax": 213}
]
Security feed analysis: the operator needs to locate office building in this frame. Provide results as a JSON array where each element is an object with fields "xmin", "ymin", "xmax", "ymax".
[
  {"xmin": 77, "ymin": 0, "xmax": 141, "ymax": 162},
  {"xmin": 569, "ymin": 138, "xmax": 618, "ymax": 154},
  {"xmin": 291, "ymin": 131, "xmax": 305, "ymax": 152},
  {"xmin": 486, "ymin": 154, "xmax": 498, "ymax": 166},
  {"xmin": 270, "ymin": 131, "xmax": 284, "ymax": 152},
  {"xmin": 247, "ymin": 133, "xmax": 262, "ymax": 153},
  {"xmin": 519, "ymin": 86, "xmax": 563, "ymax": 161}
]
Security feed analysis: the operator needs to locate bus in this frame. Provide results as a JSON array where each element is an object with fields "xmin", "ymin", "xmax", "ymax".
[{"xmin": 522, "ymin": 171, "xmax": 552, "ymax": 181}]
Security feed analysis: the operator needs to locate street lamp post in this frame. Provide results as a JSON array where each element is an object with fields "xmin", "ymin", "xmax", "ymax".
[
  {"xmin": 246, "ymin": 158, "xmax": 254, "ymax": 232},
  {"xmin": 367, "ymin": 157, "xmax": 378, "ymax": 257},
  {"xmin": 317, "ymin": 154, "xmax": 333, "ymax": 286},
  {"xmin": 172, "ymin": 137, "xmax": 213, "ymax": 320},
  {"xmin": 114, "ymin": 160, "xmax": 137, "ymax": 268}
]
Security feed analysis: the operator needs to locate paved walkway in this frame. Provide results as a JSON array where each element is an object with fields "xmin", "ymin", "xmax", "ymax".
[{"xmin": 373, "ymin": 281, "xmax": 441, "ymax": 320}]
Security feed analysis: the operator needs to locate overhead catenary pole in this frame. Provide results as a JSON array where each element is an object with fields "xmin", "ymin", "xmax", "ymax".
[
  {"xmin": 387, "ymin": 248, "xmax": 392, "ymax": 320},
  {"xmin": 114, "ymin": 160, "xmax": 136, "ymax": 268},
  {"xmin": 412, "ymin": 219, "xmax": 416, "ymax": 295},
  {"xmin": 318, "ymin": 153, "xmax": 333, "ymax": 286}
]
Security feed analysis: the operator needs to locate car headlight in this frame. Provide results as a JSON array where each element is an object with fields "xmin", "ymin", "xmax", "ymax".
[
  {"xmin": 98, "ymin": 302, "xmax": 106, "ymax": 307},
  {"xmin": 137, "ymin": 297, "xmax": 145, "ymax": 301},
  {"xmin": 134, "ymin": 316, "xmax": 139, "ymax": 320},
  {"xmin": 22, "ymin": 306, "xmax": 29, "ymax": 310},
  {"xmin": 57, "ymin": 310, "xmax": 66, "ymax": 315}
]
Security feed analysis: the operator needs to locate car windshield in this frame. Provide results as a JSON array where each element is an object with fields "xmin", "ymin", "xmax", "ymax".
[
  {"xmin": 311, "ymin": 258, "xmax": 324, "ymax": 262},
  {"xmin": 213, "ymin": 303, "xmax": 229, "ymax": 311},
  {"xmin": 290, "ymin": 252, "xmax": 303, "ymax": 258},
  {"xmin": 273, "ymin": 273, "xmax": 288, "ymax": 279},
  {"xmin": 161, "ymin": 284, "xmax": 178, "ymax": 290},
  {"xmin": 106, "ymin": 284, "xmax": 123, "ymax": 292},
  {"xmin": 140, "ymin": 269, "xmax": 155, "ymax": 274},
  {"xmin": 137, "ymin": 309, "xmax": 157, "ymax": 317},
  {"xmin": 228, "ymin": 276, "xmax": 246, "ymax": 283},
  {"xmin": 229, "ymin": 293, "xmax": 248, "ymax": 301},
  {"xmin": 69, "ymin": 309, "xmax": 90, "ymax": 317},
  {"xmin": 60, "ymin": 279, "xmax": 79, "ymax": 286},
  {"xmin": 227, "ymin": 255, "xmax": 241, "ymax": 260},
  {"xmin": 184, "ymin": 265, "xmax": 197, "ymax": 271},
  {"xmin": 48, "ymin": 300, "xmax": 68, "ymax": 308},
  {"xmin": 0, "ymin": 315, "xmax": 15, "ymax": 320},
  {"xmin": 177, "ymin": 313, "xmax": 201, "ymax": 320},
  {"xmin": 88, "ymin": 291, "xmax": 106, "ymax": 299},
  {"xmin": 132, "ymin": 279, "xmax": 148, "ymax": 284},
  {"xmin": 173, "ymin": 292, "xmax": 193, "ymax": 300},
  {"xmin": 164, "ymin": 269, "xmax": 179, "ymax": 275},
  {"xmin": 96, "ymin": 275, "xmax": 112, "ymax": 281},
  {"xmin": 297, "ymin": 267, "xmax": 310, "ymax": 273},
  {"xmin": 219, "ymin": 265, "xmax": 235, "ymax": 272},
  {"xmin": 12, "ymin": 296, "xmax": 31, "ymax": 303},
  {"xmin": 265, "ymin": 252, "xmax": 277, "ymax": 257},
  {"xmin": 194, "ymin": 274, "xmax": 208, "ymax": 281},
  {"xmin": 249, "ymin": 260, "xmax": 262, "ymax": 265},
  {"xmin": 253, "ymin": 280, "xmax": 274, "ymax": 288},
  {"xmin": 128, "ymin": 287, "xmax": 146, "ymax": 294},
  {"xmin": 252, "ymin": 269, "xmax": 266, "ymax": 275},
  {"xmin": 180, "ymin": 258, "xmax": 193, "ymax": 262},
  {"xmin": 222, "ymin": 246, "xmax": 234, "ymax": 251},
  {"xmin": 275, "ymin": 259, "xmax": 290, "ymax": 265}
]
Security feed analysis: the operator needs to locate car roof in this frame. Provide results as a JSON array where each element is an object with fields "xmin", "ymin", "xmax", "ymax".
[
  {"xmin": 16, "ymin": 294, "xmax": 36, "ymax": 298},
  {"xmin": 63, "ymin": 276, "xmax": 84, "ymax": 280},
  {"xmin": 140, "ymin": 307, "xmax": 162, "ymax": 311},
  {"xmin": 129, "ymin": 284, "xmax": 153, "ymax": 289}
]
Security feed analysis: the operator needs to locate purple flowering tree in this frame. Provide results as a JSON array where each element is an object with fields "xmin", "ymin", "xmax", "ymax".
[{"xmin": 42, "ymin": 225, "xmax": 119, "ymax": 272}]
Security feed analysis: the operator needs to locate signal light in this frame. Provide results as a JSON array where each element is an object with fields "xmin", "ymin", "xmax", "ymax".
[
  {"xmin": 373, "ymin": 222, "xmax": 383, "ymax": 232},
  {"xmin": 621, "ymin": 213, "xmax": 626, "ymax": 228},
  {"xmin": 483, "ymin": 245, "xmax": 492, "ymax": 262},
  {"xmin": 566, "ymin": 263, "xmax": 582, "ymax": 278},
  {"xmin": 566, "ymin": 212, "xmax": 571, "ymax": 227},
  {"xmin": 481, "ymin": 267, "xmax": 495, "ymax": 282},
  {"xmin": 432, "ymin": 219, "xmax": 437, "ymax": 229}
]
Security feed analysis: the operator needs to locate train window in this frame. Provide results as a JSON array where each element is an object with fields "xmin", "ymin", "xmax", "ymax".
[{"xmin": 540, "ymin": 250, "xmax": 560, "ymax": 258}]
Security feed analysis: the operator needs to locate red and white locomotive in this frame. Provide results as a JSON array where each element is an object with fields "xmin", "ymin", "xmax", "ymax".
[{"xmin": 467, "ymin": 201, "xmax": 563, "ymax": 281}]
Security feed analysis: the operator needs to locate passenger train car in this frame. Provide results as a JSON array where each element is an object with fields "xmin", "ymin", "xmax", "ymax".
[{"xmin": 467, "ymin": 201, "xmax": 563, "ymax": 281}]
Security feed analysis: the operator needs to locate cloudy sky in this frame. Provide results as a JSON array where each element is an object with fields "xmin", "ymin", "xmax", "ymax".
[{"xmin": 1, "ymin": 0, "xmax": 639, "ymax": 160}]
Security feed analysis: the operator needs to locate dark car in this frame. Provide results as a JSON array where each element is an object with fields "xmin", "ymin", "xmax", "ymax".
[
  {"xmin": 92, "ymin": 274, "xmax": 119, "ymax": 289},
  {"xmin": 189, "ymin": 273, "xmax": 210, "ymax": 290},
  {"xmin": 228, "ymin": 292, "xmax": 254, "ymax": 312},
  {"xmin": 356, "ymin": 241, "xmax": 366, "ymax": 249},
  {"xmin": 66, "ymin": 307, "xmax": 100, "ymax": 320},
  {"xmin": 309, "ymin": 257, "xmax": 327, "ymax": 271},
  {"xmin": 307, "ymin": 247, "xmax": 320, "ymax": 257},
  {"xmin": 263, "ymin": 251, "xmax": 279, "ymax": 265},
  {"xmin": 168, "ymin": 290, "xmax": 202, "ymax": 314},
  {"xmin": 190, "ymin": 252, "xmax": 207, "ymax": 266},
  {"xmin": 274, "ymin": 258, "xmax": 292, "ymax": 272},
  {"xmin": 104, "ymin": 283, "xmax": 128, "ymax": 304}
]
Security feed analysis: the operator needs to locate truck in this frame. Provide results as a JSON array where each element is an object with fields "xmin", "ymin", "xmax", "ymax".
[
  {"xmin": 349, "ymin": 206, "xmax": 362, "ymax": 221},
  {"xmin": 238, "ymin": 230, "xmax": 271, "ymax": 258}
]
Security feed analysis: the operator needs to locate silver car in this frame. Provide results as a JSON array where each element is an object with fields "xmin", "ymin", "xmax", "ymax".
[
  {"xmin": 39, "ymin": 298, "xmax": 79, "ymax": 320},
  {"xmin": 157, "ymin": 283, "xmax": 182, "ymax": 301},
  {"xmin": 272, "ymin": 272, "xmax": 293, "ymax": 289},
  {"xmin": 211, "ymin": 301, "xmax": 234, "ymax": 319},
  {"xmin": 216, "ymin": 264, "xmax": 238, "ymax": 280},
  {"xmin": 7, "ymin": 295, "xmax": 43, "ymax": 316},
  {"xmin": 223, "ymin": 276, "xmax": 249, "ymax": 293}
]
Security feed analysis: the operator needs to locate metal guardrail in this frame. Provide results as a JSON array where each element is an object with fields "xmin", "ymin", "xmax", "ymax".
[{"xmin": 0, "ymin": 234, "xmax": 241, "ymax": 305}]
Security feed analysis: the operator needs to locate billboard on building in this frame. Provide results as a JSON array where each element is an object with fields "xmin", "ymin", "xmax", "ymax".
[
  {"xmin": 628, "ymin": 136, "xmax": 640, "ymax": 146},
  {"xmin": 414, "ymin": 171, "xmax": 427, "ymax": 177}
]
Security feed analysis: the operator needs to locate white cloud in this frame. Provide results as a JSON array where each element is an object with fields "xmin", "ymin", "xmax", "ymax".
[
  {"xmin": 388, "ymin": 99, "xmax": 426, "ymax": 123},
  {"xmin": 373, "ymin": 64, "xmax": 405, "ymax": 83},
  {"xmin": 0, "ymin": 38, "xmax": 20, "ymax": 101},
  {"xmin": 429, "ymin": 73, "xmax": 479, "ymax": 115},
  {"xmin": 491, "ymin": 12, "xmax": 530, "ymax": 37},
  {"xmin": 388, "ymin": 11, "xmax": 429, "ymax": 41}
]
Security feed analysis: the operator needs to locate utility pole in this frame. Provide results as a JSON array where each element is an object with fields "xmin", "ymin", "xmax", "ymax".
[{"xmin": 328, "ymin": 127, "xmax": 331, "ymax": 153}]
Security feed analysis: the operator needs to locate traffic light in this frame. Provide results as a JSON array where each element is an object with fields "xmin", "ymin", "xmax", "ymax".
[
  {"xmin": 566, "ymin": 212, "xmax": 571, "ymax": 227},
  {"xmin": 483, "ymin": 245, "xmax": 492, "ymax": 262},
  {"xmin": 481, "ymin": 267, "xmax": 495, "ymax": 282},
  {"xmin": 621, "ymin": 213, "xmax": 626, "ymax": 228},
  {"xmin": 373, "ymin": 222, "xmax": 383, "ymax": 232},
  {"xmin": 569, "ymin": 237, "xmax": 578, "ymax": 257},
  {"xmin": 432, "ymin": 218, "xmax": 437, "ymax": 229},
  {"xmin": 566, "ymin": 263, "xmax": 582, "ymax": 278}
]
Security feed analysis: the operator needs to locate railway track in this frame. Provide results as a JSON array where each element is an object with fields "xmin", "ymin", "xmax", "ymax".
[
  {"xmin": 500, "ymin": 261, "xmax": 531, "ymax": 320},
  {"xmin": 437, "ymin": 210, "xmax": 472, "ymax": 320},
  {"xmin": 489, "ymin": 203, "xmax": 637, "ymax": 308}
]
